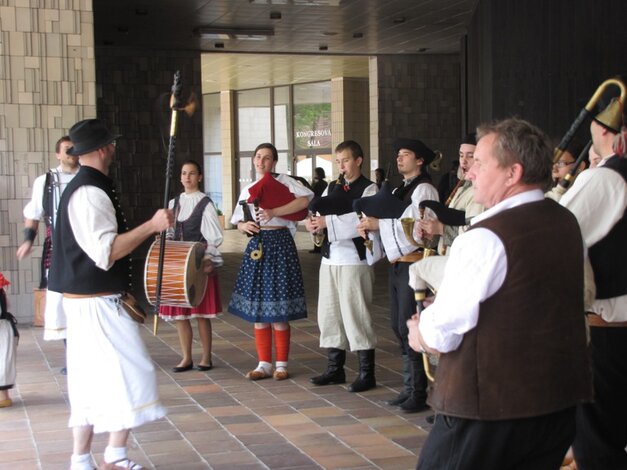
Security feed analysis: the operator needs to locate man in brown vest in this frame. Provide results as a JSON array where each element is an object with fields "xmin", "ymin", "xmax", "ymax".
[{"xmin": 408, "ymin": 118, "xmax": 592, "ymax": 469}]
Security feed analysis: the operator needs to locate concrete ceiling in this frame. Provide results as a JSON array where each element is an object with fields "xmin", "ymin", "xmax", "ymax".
[{"xmin": 94, "ymin": 0, "xmax": 477, "ymax": 92}]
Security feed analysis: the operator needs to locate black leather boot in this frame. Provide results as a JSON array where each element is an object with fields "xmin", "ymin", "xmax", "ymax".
[
  {"xmin": 310, "ymin": 348, "xmax": 346, "ymax": 385},
  {"xmin": 386, "ymin": 355, "xmax": 411, "ymax": 406},
  {"xmin": 400, "ymin": 357, "xmax": 429, "ymax": 413},
  {"xmin": 348, "ymin": 349, "xmax": 376, "ymax": 393}
]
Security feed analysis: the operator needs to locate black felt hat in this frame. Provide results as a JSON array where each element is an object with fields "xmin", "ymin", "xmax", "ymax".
[
  {"xmin": 461, "ymin": 133, "xmax": 477, "ymax": 146},
  {"xmin": 67, "ymin": 119, "xmax": 121, "ymax": 156},
  {"xmin": 393, "ymin": 138, "xmax": 436, "ymax": 165}
]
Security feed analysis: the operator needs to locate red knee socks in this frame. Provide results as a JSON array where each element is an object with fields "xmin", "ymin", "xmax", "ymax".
[
  {"xmin": 273, "ymin": 326, "xmax": 291, "ymax": 364},
  {"xmin": 254, "ymin": 326, "xmax": 272, "ymax": 363}
]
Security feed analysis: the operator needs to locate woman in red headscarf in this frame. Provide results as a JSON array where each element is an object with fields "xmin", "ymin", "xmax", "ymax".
[{"xmin": 229, "ymin": 143, "xmax": 313, "ymax": 381}]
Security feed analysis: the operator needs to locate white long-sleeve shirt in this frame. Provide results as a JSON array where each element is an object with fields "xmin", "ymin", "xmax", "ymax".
[
  {"xmin": 67, "ymin": 186, "xmax": 118, "ymax": 271},
  {"xmin": 23, "ymin": 165, "xmax": 78, "ymax": 227},
  {"xmin": 377, "ymin": 181, "xmax": 439, "ymax": 262},
  {"xmin": 321, "ymin": 182, "xmax": 378, "ymax": 266},
  {"xmin": 418, "ymin": 190, "xmax": 545, "ymax": 352},
  {"xmin": 168, "ymin": 191, "xmax": 224, "ymax": 267},
  {"xmin": 560, "ymin": 155, "xmax": 627, "ymax": 322}
]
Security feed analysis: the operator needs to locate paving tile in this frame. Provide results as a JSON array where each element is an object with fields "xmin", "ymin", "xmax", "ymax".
[
  {"xmin": 313, "ymin": 452, "xmax": 371, "ymax": 469},
  {"xmin": 370, "ymin": 455, "xmax": 420, "ymax": 469},
  {"xmin": 11, "ymin": 233, "xmax": 436, "ymax": 470}
]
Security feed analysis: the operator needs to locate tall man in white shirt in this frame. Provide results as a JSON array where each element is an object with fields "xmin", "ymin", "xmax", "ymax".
[
  {"xmin": 306, "ymin": 140, "xmax": 379, "ymax": 393},
  {"xmin": 49, "ymin": 119, "xmax": 173, "ymax": 470},
  {"xmin": 560, "ymin": 107, "xmax": 627, "ymax": 469},
  {"xmin": 408, "ymin": 118, "xmax": 592, "ymax": 469},
  {"xmin": 17, "ymin": 136, "xmax": 78, "ymax": 345},
  {"xmin": 358, "ymin": 138, "xmax": 439, "ymax": 412}
]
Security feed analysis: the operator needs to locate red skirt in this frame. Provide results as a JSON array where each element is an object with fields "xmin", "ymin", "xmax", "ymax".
[{"xmin": 159, "ymin": 274, "xmax": 222, "ymax": 320}]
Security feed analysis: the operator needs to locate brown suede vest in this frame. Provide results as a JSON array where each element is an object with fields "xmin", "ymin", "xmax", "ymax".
[{"xmin": 428, "ymin": 199, "xmax": 592, "ymax": 420}]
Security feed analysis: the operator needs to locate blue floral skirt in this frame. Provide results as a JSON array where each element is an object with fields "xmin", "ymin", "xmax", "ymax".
[{"xmin": 228, "ymin": 229, "xmax": 307, "ymax": 323}]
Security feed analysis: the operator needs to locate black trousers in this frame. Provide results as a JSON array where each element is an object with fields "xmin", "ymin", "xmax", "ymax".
[
  {"xmin": 417, "ymin": 408, "xmax": 576, "ymax": 470},
  {"xmin": 573, "ymin": 326, "xmax": 627, "ymax": 470},
  {"xmin": 388, "ymin": 262, "xmax": 423, "ymax": 362}
]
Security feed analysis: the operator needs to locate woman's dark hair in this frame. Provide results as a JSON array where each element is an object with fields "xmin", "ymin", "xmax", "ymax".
[
  {"xmin": 180, "ymin": 159, "xmax": 204, "ymax": 191},
  {"xmin": 181, "ymin": 160, "xmax": 202, "ymax": 174},
  {"xmin": 255, "ymin": 143, "xmax": 278, "ymax": 161},
  {"xmin": 314, "ymin": 167, "xmax": 326, "ymax": 180}
]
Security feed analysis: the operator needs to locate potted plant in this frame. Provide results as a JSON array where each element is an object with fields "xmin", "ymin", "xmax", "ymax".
[{"xmin": 216, "ymin": 208, "xmax": 225, "ymax": 229}]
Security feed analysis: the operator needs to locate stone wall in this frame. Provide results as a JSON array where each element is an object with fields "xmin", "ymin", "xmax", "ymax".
[
  {"xmin": 371, "ymin": 54, "xmax": 461, "ymax": 187},
  {"xmin": 331, "ymin": 77, "xmax": 370, "ymax": 177},
  {"xmin": 95, "ymin": 48, "xmax": 202, "ymax": 236},
  {"xmin": 0, "ymin": 0, "xmax": 96, "ymax": 321}
]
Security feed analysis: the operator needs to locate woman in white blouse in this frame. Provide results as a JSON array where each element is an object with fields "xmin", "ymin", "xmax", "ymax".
[{"xmin": 159, "ymin": 161, "xmax": 223, "ymax": 373}]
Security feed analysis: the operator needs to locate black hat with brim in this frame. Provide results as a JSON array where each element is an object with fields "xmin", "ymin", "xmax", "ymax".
[
  {"xmin": 67, "ymin": 119, "xmax": 121, "ymax": 156},
  {"xmin": 393, "ymin": 138, "xmax": 436, "ymax": 166},
  {"xmin": 461, "ymin": 133, "xmax": 477, "ymax": 146}
]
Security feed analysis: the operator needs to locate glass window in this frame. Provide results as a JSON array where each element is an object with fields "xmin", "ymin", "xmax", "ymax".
[
  {"xmin": 203, "ymin": 154, "xmax": 223, "ymax": 211},
  {"xmin": 274, "ymin": 86, "xmax": 290, "ymax": 151},
  {"xmin": 237, "ymin": 88, "xmax": 271, "ymax": 151},
  {"xmin": 276, "ymin": 151, "xmax": 289, "ymax": 175},
  {"xmin": 293, "ymin": 82, "xmax": 332, "ymax": 152},
  {"xmin": 238, "ymin": 155, "xmax": 254, "ymax": 191}
]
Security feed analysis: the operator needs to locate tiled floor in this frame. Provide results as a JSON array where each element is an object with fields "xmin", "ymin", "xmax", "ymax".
[{"xmin": 1, "ymin": 229, "xmax": 433, "ymax": 470}]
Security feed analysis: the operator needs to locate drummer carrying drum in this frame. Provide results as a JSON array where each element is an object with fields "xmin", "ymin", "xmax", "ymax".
[{"xmin": 158, "ymin": 160, "xmax": 223, "ymax": 373}]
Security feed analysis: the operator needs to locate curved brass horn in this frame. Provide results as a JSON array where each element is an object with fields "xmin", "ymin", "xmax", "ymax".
[
  {"xmin": 554, "ymin": 78, "xmax": 626, "ymax": 163},
  {"xmin": 401, "ymin": 217, "xmax": 420, "ymax": 247},
  {"xmin": 429, "ymin": 150, "xmax": 443, "ymax": 172}
]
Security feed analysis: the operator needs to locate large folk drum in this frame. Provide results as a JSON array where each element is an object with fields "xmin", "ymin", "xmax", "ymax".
[{"xmin": 144, "ymin": 240, "xmax": 207, "ymax": 308}]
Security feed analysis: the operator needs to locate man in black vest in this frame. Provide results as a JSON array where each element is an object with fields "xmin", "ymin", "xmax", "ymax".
[
  {"xmin": 358, "ymin": 138, "xmax": 439, "ymax": 412},
  {"xmin": 306, "ymin": 140, "xmax": 379, "ymax": 393},
  {"xmin": 49, "ymin": 119, "xmax": 173, "ymax": 470},
  {"xmin": 408, "ymin": 118, "xmax": 592, "ymax": 469},
  {"xmin": 560, "ymin": 101, "xmax": 627, "ymax": 469}
]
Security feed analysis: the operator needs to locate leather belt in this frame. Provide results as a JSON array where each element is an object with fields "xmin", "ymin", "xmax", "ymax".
[
  {"xmin": 63, "ymin": 292, "xmax": 118, "ymax": 299},
  {"xmin": 393, "ymin": 252, "xmax": 424, "ymax": 264},
  {"xmin": 586, "ymin": 313, "xmax": 627, "ymax": 328},
  {"xmin": 260, "ymin": 226, "xmax": 286, "ymax": 230}
]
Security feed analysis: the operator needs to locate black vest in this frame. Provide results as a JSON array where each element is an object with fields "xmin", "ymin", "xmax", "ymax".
[
  {"xmin": 394, "ymin": 172, "xmax": 433, "ymax": 202},
  {"xmin": 49, "ymin": 166, "xmax": 131, "ymax": 294},
  {"xmin": 41, "ymin": 170, "xmax": 55, "ymax": 225},
  {"xmin": 173, "ymin": 195, "xmax": 212, "ymax": 242},
  {"xmin": 322, "ymin": 175, "xmax": 373, "ymax": 260},
  {"xmin": 588, "ymin": 155, "xmax": 627, "ymax": 299}
]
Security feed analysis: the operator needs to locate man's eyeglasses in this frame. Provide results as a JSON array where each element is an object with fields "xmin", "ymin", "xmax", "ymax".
[{"xmin": 553, "ymin": 160, "xmax": 575, "ymax": 168}]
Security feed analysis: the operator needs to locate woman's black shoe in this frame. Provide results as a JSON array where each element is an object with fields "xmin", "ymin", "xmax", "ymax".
[
  {"xmin": 172, "ymin": 362, "xmax": 194, "ymax": 373},
  {"xmin": 197, "ymin": 362, "xmax": 213, "ymax": 371}
]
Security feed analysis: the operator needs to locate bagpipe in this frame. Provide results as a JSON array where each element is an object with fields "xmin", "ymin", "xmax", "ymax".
[
  {"xmin": 239, "ymin": 171, "xmax": 309, "ymax": 260},
  {"xmin": 310, "ymin": 173, "xmax": 377, "ymax": 254},
  {"xmin": 248, "ymin": 171, "xmax": 309, "ymax": 221}
]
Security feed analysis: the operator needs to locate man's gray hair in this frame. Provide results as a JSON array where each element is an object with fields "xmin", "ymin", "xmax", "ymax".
[{"xmin": 477, "ymin": 118, "xmax": 553, "ymax": 191}]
